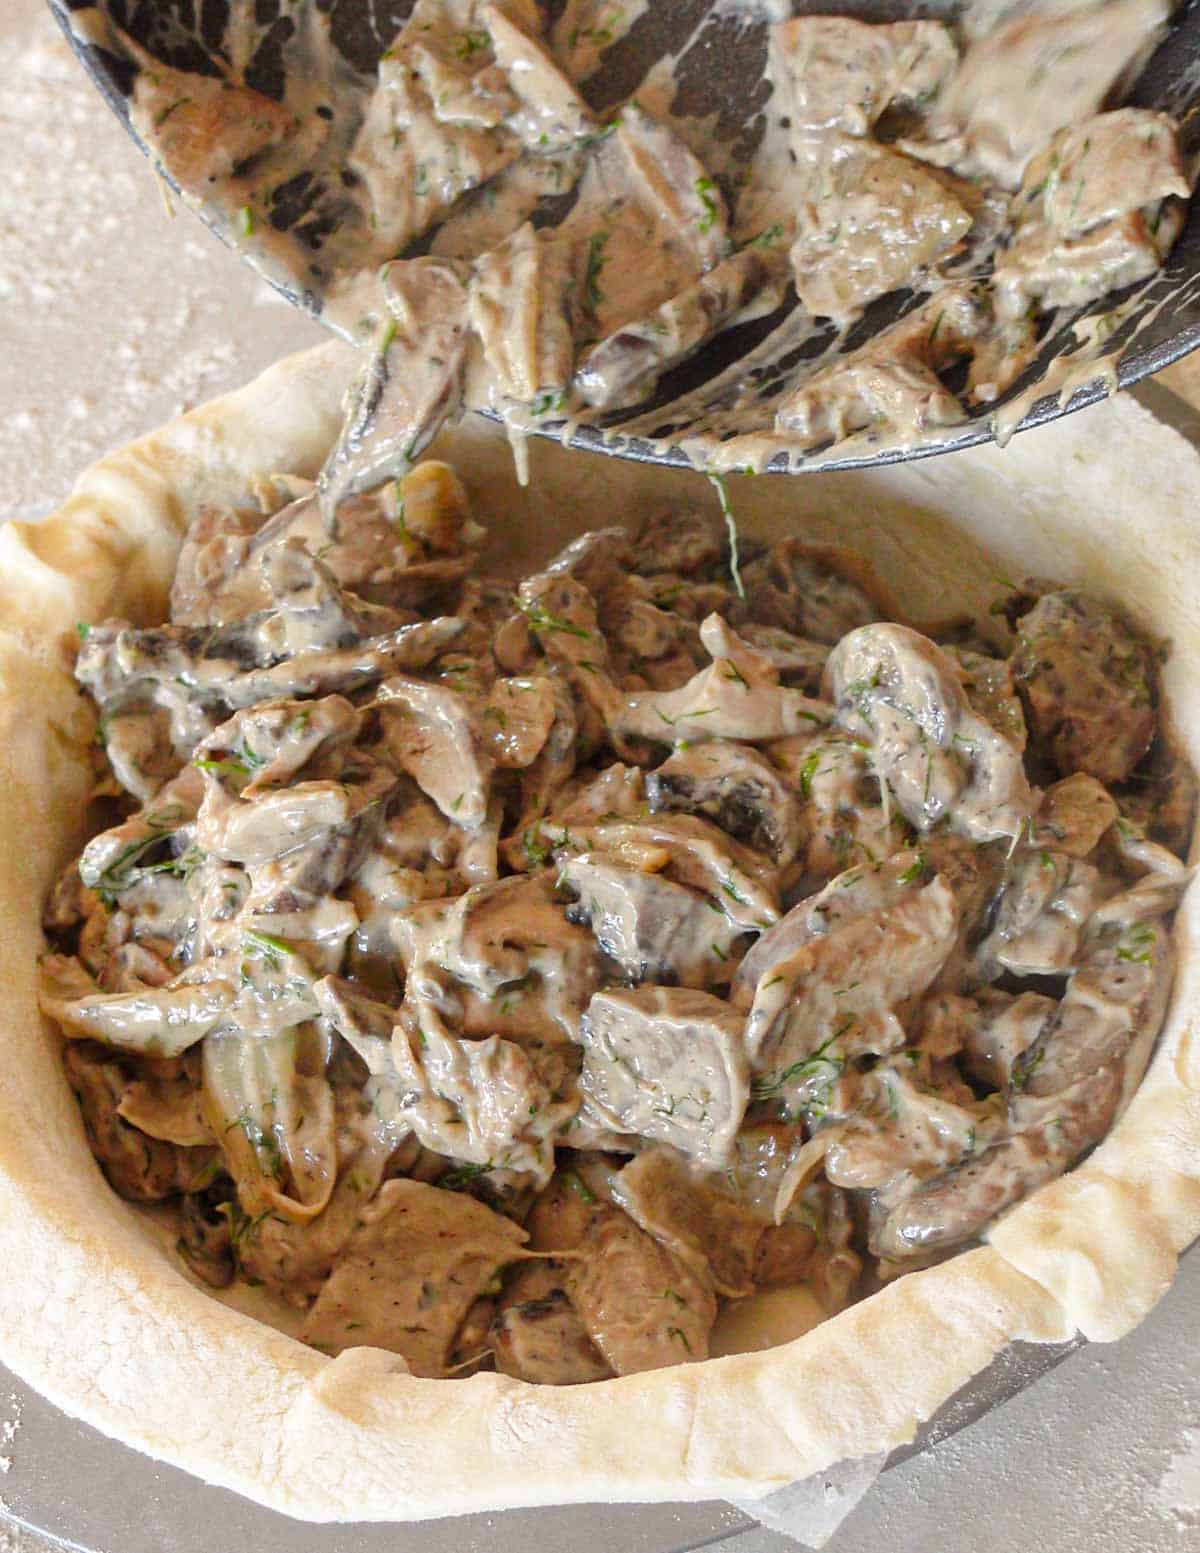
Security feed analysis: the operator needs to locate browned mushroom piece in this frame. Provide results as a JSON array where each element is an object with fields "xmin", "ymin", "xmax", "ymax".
[
  {"xmin": 62, "ymin": 1042, "xmax": 217, "ymax": 1203},
  {"xmin": 491, "ymin": 1261, "xmax": 611, "ymax": 1384},
  {"xmin": 1009, "ymin": 590, "xmax": 1157, "ymax": 785},
  {"xmin": 739, "ymin": 540, "xmax": 883, "ymax": 646},
  {"xmin": 300, "ymin": 1179, "xmax": 530, "ymax": 1374},
  {"xmin": 647, "ymin": 741, "xmax": 804, "ymax": 865}
]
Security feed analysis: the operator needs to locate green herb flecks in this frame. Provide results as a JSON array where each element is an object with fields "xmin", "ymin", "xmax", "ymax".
[
  {"xmin": 194, "ymin": 738, "xmax": 270, "ymax": 783},
  {"xmin": 565, "ymin": 1170, "xmax": 597, "ymax": 1204},
  {"xmin": 455, "ymin": 28, "xmax": 490, "ymax": 60},
  {"xmin": 242, "ymin": 928, "xmax": 294, "ymax": 972},
  {"xmin": 225, "ymin": 1107, "xmax": 284, "ymax": 1180},
  {"xmin": 531, "ymin": 390, "xmax": 566, "ymax": 418},
  {"xmin": 1011, "ymin": 1044, "xmax": 1045, "ymax": 1093},
  {"xmin": 515, "ymin": 595, "xmax": 593, "ymax": 640},
  {"xmin": 83, "ymin": 805, "xmax": 192, "ymax": 904},
  {"xmin": 752, "ymin": 1030, "xmax": 847, "ymax": 1103},
  {"xmin": 154, "ymin": 96, "xmax": 193, "ymax": 129},
  {"xmin": 440, "ymin": 1161, "xmax": 491, "ymax": 1190},
  {"xmin": 1116, "ymin": 922, "xmax": 1157, "ymax": 965},
  {"xmin": 798, "ymin": 749, "xmax": 821, "ymax": 800},
  {"xmin": 741, "ymin": 222, "xmax": 784, "ymax": 251},
  {"xmin": 695, "ymin": 176, "xmax": 719, "ymax": 234},
  {"xmin": 706, "ymin": 473, "xmax": 745, "ymax": 599},
  {"xmin": 218, "ymin": 1202, "xmax": 272, "ymax": 1261},
  {"xmin": 584, "ymin": 229, "xmax": 611, "ymax": 312}
]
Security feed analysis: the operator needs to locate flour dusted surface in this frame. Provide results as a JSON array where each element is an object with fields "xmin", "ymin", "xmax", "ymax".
[{"xmin": 0, "ymin": 1, "xmax": 323, "ymax": 527}]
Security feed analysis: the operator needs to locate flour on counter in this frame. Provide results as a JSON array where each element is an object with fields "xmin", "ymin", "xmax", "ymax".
[
  {"xmin": 0, "ymin": 18, "xmax": 322, "ymax": 526},
  {"xmin": 0, "ymin": 1392, "xmax": 23, "ymax": 1477},
  {"xmin": 1155, "ymin": 1425, "xmax": 1200, "ymax": 1531}
]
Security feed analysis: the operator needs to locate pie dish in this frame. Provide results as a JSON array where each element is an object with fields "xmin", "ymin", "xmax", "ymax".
[{"xmin": 1, "ymin": 338, "xmax": 1198, "ymax": 1521}]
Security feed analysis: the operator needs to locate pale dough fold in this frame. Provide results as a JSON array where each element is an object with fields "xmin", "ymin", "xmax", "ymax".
[{"xmin": 0, "ymin": 340, "xmax": 1195, "ymax": 1519}]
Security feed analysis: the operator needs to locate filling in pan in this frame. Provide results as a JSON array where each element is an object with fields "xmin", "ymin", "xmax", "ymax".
[
  {"xmin": 114, "ymin": 0, "xmax": 1195, "ymax": 472},
  {"xmin": 40, "ymin": 460, "xmax": 1194, "ymax": 1381}
]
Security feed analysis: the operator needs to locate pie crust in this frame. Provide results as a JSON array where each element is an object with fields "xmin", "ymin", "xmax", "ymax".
[{"xmin": 0, "ymin": 340, "xmax": 1196, "ymax": 1521}]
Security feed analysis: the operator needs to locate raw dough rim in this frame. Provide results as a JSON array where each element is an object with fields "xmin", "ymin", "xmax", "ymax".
[{"xmin": 0, "ymin": 340, "xmax": 1195, "ymax": 1522}]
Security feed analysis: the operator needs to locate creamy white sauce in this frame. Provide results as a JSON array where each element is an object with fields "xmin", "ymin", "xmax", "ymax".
[{"xmin": 72, "ymin": 0, "xmax": 1195, "ymax": 479}]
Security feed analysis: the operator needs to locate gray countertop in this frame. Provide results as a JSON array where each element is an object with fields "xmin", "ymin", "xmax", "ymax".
[{"xmin": 4, "ymin": 3, "xmax": 1199, "ymax": 1548}]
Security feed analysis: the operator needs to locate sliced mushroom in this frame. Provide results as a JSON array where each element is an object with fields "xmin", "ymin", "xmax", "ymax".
[
  {"xmin": 1010, "ymin": 590, "xmax": 1157, "ymax": 785},
  {"xmin": 787, "ymin": 138, "xmax": 973, "ymax": 322},
  {"xmin": 378, "ymin": 674, "xmax": 495, "ymax": 828},
  {"xmin": 770, "ymin": 15, "xmax": 958, "ymax": 138},
  {"xmin": 870, "ymin": 1063, "xmax": 1122, "ymax": 1261},
  {"xmin": 930, "ymin": 0, "xmax": 1168, "ymax": 188},
  {"xmin": 632, "ymin": 509, "xmax": 725, "ymax": 580},
  {"xmin": 543, "ymin": 525, "xmax": 636, "ymax": 599},
  {"xmin": 62, "ymin": 1041, "xmax": 217, "ymax": 1202},
  {"xmin": 1115, "ymin": 737, "xmax": 1196, "ymax": 856},
  {"xmin": 39, "ymin": 955, "xmax": 235, "ymax": 1058},
  {"xmin": 774, "ymin": 285, "xmax": 1015, "ymax": 445},
  {"xmin": 1051, "ymin": 106, "xmax": 1188, "ymax": 252},
  {"xmin": 573, "ymin": 247, "xmax": 788, "ymax": 412},
  {"xmin": 610, "ymin": 615, "xmax": 831, "ymax": 745},
  {"xmin": 768, "ymin": 728, "xmax": 910, "ymax": 887},
  {"xmin": 482, "ymin": 2, "xmax": 596, "ymax": 150},
  {"xmin": 232, "ymin": 1072, "xmax": 406, "ymax": 1303},
  {"xmin": 392, "ymin": 873, "xmax": 600, "ymax": 1043},
  {"xmin": 822, "ymin": 1057, "xmax": 981, "ymax": 1193},
  {"xmin": 553, "ymin": 761, "xmax": 647, "ymax": 827},
  {"xmin": 736, "ymin": 625, "xmax": 829, "ymax": 694},
  {"xmin": 875, "ymin": 882, "xmax": 1178, "ymax": 1261},
  {"xmin": 346, "ymin": 3, "xmax": 521, "ymax": 258},
  {"xmin": 612, "ymin": 1145, "xmax": 769, "ymax": 1298},
  {"xmin": 117, "ymin": 1062, "xmax": 213, "ymax": 1148},
  {"xmin": 504, "ymin": 675, "xmax": 582, "ymax": 863},
  {"xmin": 739, "ymin": 538, "xmax": 882, "ymax": 648},
  {"xmin": 538, "ymin": 809, "xmax": 780, "ymax": 931},
  {"xmin": 382, "ymin": 997, "xmax": 576, "ymax": 1184},
  {"xmin": 562, "ymin": 855, "xmax": 744, "ymax": 989},
  {"xmin": 318, "ymin": 258, "xmax": 471, "ymax": 521},
  {"xmin": 127, "ymin": 44, "xmax": 303, "ymax": 203},
  {"xmin": 734, "ymin": 846, "xmax": 932, "ymax": 1002},
  {"xmin": 1034, "ymin": 773, "xmax": 1119, "ymax": 859},
  {"xmin": 469, "ymin": 223, "xmax": 576, "ymax": 416},
  {"xmin": 976, "ymin": 848, "xmax": 1108, "ymax": 978},
  {"xmin": 944, "ymin": 644, "xmax": 1028, "ymax": 752},
  {"xmin": 744, "ymin": 869, "xmax": 958, "ymax": 1103},
  {"xmin": 922, "ymin": 988, "xmax": 1055, "ymax": 1091},
  {"xmin": 194, "ymin": 719, "xmax": 395, "ymax": 867},
  {"xmin": 78, "ymin": 766, "xmax": 204, "ymax": 901},
  {"xmin": 566, "ymin": 1205, "xmax": 717, "ymax": 1375},
  {"xmin": 825, "ymin": 621, "xmax": 1034, "ymax": 842},
  {"xmin": 480, "ymin": 675, "xmax": 557, "ymax": 768},
  {"xmin": 647, "ymin": 741, "xmax": 804, "ymax": 865},
  {"xmin": 556, "ymin": 103, "xmax": 728, "ymax": 353},
  {"xmin": 300, "ymin": 1179, "xmax": 530, "ymax": 1375},
  {"xmin": 579, "ymin": 986, "xmax": 749, "ymax": 1167},
  {"xmin": 490, "ymin": 1260, "xmax": 611, "ymax": 1384}
]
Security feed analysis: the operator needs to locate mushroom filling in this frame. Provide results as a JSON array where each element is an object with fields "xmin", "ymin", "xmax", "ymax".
[
  {"xmin": 41, "ymin": 464, "xmax": 1193, "ymax": 1381},
  {"xmin": 120, "ymin": 0, "xmax": 1194, "ymax": 472}
]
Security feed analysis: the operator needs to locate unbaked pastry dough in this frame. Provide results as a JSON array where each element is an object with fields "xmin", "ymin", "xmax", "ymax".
[{"xmin": 0, "ymin": 341, "xmax": 1196, "ymax": 1520}]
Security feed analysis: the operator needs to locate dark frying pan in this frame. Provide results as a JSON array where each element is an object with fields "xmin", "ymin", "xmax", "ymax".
[{"xmin": 47, "ymin": 0, "xmax": 1200, "ymax": 472}]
